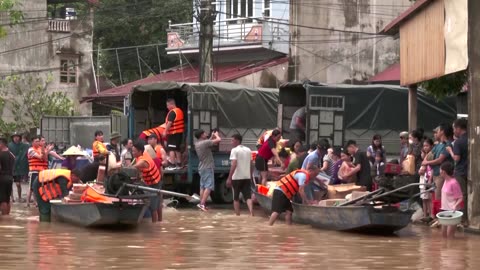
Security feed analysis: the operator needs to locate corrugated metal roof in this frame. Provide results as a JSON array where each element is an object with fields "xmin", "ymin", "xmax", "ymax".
[
  {"xmin": 83, "ymin": 57, "xmax": 288, "ymax": 102},
  {"xmin": 367, "ymin": 63, "xmax": 400, "ymax": 83}
]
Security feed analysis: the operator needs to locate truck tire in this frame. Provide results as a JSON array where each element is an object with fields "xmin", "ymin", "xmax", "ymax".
[{"xmin": 211, "ymin": 175, "xmax": 233, "ymax": 204}]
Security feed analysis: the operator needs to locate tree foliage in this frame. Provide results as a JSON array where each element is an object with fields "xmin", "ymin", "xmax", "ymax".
[
  {"xmin": 421, "ymin": 70, "xmax": 468, "ymax": 100},
  {"xmin": 0, "ymin": 0, "xmax": 24, "ymax": 38},
  {"xmin": 90, "ymin": 0, "xmax": 193, "ymax": 85},
  {"xmin": 0, "ymin": 75, "xmax": 74, "ymax": 135}
]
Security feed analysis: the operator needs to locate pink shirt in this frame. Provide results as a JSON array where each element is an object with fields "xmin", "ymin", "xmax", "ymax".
[{"xmin": 441, "ymin": 177, "xmax": 464, "ymax": 211}]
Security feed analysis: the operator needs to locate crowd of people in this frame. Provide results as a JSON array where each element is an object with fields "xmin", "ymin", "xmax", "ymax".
[{"xmin": 256, "ymin": 118, "xmax": 468, "ymax": 237}]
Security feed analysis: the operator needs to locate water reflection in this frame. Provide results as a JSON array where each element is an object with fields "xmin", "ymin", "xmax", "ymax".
[{"xmin": 0, "ymin": 206, "xmax": 479, "ymax": 269}]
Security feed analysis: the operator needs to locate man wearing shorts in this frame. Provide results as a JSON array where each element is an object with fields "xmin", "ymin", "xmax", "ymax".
[
  {"xmin": 163, "ymin": 98, "xmax": 185, "ymax": 170},
  {"xmin": 268, "ymin": 166, "xmax": 320, "ymax": 226},
  {"xmin": 194, "ymin": 129, "xmax": 221, "ymax": 211},
  {"xmin": 227, "ymin": 134, "xmax": 253, "ymax": 216},
  {"xmin": 0, "ymin": 138, "xmax": 15, "ymax": 215},
  {"xmin": 8, "ymin": 132, "xmax": 29, "ymax": 202}
]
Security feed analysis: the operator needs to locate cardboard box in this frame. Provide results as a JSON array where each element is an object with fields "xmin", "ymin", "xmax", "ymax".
[
  {"xmin": 327, "ymin": 183, "xmax": 367, "ymax": 199},
  {"xmin": 318, "ymin": 199, "xmax": 347, "ymax": 207}
]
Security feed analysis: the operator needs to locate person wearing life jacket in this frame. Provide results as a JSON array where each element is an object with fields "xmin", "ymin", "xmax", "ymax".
[
  {"xmin": 32, "ymin": 168, "xmax": 81, "ymax": 222},
  {"xmin": 268, "ymin": 166, "xmax": 320, "ymax": 226},
  {"xmin": 255, "ymin": 129, "xmax": 283, "ymax": 186},
  {"xmin": 257, "ymin": 130, "xmax": 274, "ymax": 149},
  {"xmin": 163, "ymin": 98, "xmax": 185, "ymax": 170},
  {"xmin": 132, "ymin": 140, "xmax": 162, "ymax": 223},
  {"xmin": 145, "ymin": 134, "xmax": 168, "ymax": 168},
  {"xmin": 139, "ymin": 124, "xmax": 166, "ymax": 145},
  {"xmin": 92, "ymin": 130, "xmax": 108, "ymax": 162},
  {"xmin": 26, "ymin": 135, "xmax": 53, "ymax": 208}
]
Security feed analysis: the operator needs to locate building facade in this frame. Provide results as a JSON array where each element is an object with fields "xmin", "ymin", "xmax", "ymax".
[
  {"xmin": 289, "ymin": 0, "xmax": 412, "ymax": 83},
  {"xmin": 0, "ymin": 0, "xmax": 94, "ymax": 121}
]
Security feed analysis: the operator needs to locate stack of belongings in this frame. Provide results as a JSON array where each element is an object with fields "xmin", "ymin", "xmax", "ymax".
[{"xmin": 64, "ymin": 183, "xmax": 88, "ymax": 203}]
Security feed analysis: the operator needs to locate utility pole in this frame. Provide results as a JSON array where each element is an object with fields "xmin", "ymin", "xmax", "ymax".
[
  {"xmin": 199, "ymin": 0, "xmax": 214, "ymax": 82},
  {"xmin": 468, "ymin": 0, "xmax": 480, "ymax": 229}
]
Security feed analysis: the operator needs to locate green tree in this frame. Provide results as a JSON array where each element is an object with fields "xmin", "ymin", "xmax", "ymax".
[
  {"xmin": 0, "ymin": 0, "xmax": 23, "ymax": 38},
  {"xmin": 0, "ymin": 75, "xmax": 74, "ymax": 135},
  {"xmin": 91, "ymin": 0, "xmax": 193, "ymax": 85},
  {"xmin": 421, "ymin": 70, "xmax": 468, "ymax": 100}
]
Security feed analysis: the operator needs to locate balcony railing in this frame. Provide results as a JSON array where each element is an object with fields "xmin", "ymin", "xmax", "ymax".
[
  {"xmin": 167, "ymin": 17, "xmax": 263, "ymax": 49},
  {"xmin": 48, "ymin": 19, "xmax": 71, "ymax": 32}
]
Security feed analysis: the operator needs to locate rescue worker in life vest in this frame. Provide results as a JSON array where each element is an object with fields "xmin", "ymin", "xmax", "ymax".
[
  {"xmin": 33, "ymin": 169, "xmax": 82, "ymax": 222},
  {"xmin": 131, "ymin": 140, "xmax": 163, "ymax": 223},
  {"xmin": 163, "ymin": 98, "xmax": 185, "ymax": 170},
  {"xmin": 139, "ymin": 124, "xmax": 166, "ymax": 145},
  {"xmin": 92, "ymin": 130, "xmax": 109, "ymax": 162},
  {"xmin": 268, "ymin": 165, "xmax": 320, "ymax": 226}
]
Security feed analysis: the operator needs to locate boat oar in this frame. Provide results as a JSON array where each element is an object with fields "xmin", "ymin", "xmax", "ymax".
[{"xmin": 123, "ymin": 183, "xmax": 201, "ymax": 202}]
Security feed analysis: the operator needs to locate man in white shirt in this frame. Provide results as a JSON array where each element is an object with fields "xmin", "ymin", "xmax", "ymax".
[{"xmin": 227, "ymin": 134, "xmax": 253, "ymax": 216}]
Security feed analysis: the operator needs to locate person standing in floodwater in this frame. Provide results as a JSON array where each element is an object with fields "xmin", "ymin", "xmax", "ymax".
[
  {"xmin": 227, "ymin": 134, "xmax": 253, "ymax": 216},
  {"xmin": 194, "ymin": 129, "xmax": 221, "ymax": 212},
  {"xmin": 0, "ymin": 137, "xmax": 15, "ymax": 215}
]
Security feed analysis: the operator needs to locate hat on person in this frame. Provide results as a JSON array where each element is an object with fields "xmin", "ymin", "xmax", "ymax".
[
  {"xmin": 399, "ymin": 131, "xmax": 409, "ymax": 139},
  {"xmin": 148, "ymin": 133, "xmax": 158, "ymax": 140},
  {"xmin": 62, "ymin": 146, "xmax": 85, "ymax": 156},
  {"xmin": 11, "ymin": 132, "xmax": 21, "ymax": 139},
  {"xmin": 110, "ymin": 131, "xmax": 121, "ymax": 140}
]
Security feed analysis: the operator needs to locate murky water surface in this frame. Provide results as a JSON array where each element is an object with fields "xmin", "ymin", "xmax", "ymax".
[{"xmin": 0, "ymin": 203, "xmax": 479, "ymax": 270}]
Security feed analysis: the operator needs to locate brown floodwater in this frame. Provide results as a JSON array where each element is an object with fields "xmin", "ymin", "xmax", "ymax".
[{"xmin": 0, "ymin": 204, "xmax": 479, "ymax": 270}]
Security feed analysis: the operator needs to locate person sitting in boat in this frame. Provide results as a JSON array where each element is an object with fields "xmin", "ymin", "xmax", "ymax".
[
  {"xmin": 131, "ymin": 140, "xmax": 163, "ymax": 223},
  {"xmin": 144, "ymin": 134, "xmax": 168, "ymax": 168},
  {"xmin": 92, "ymin": 130, "xmax": 108, "ymax": 162},
  {"xmin": 268, "ymin": 166, "xmax": 320, "ymax": 226},
  {"xmin": 32, "ymin": 168, "xmax": 82, "ymax": 222},
  {"xmin": 61, "ymin": 146, "xmax": 86, "ymax": 170}
]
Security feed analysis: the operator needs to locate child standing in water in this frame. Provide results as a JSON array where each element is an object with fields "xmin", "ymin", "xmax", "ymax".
[
  {"xmin": 419, "ymin": 138, "xmax": 434, "ymax": 223},
  {"xmin": 440, "ymin": 162, "xmax": 464, "ymax": 238}
]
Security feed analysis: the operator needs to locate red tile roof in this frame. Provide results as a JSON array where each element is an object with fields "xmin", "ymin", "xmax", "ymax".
[
  {"xmin": 368, "ymin": 63, "xmax": 400, "ymax": 83},
  {"xmin": 83, "ymin": 57, "xmax": 288, "ymax": 101},
  {"xmin": 381, "ymin": 0, "xmax": 432, "ymax": 35}
]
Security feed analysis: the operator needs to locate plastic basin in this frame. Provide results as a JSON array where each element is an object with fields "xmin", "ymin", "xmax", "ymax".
[{"xmin": 436, "ymin": 210, "xmax": 463, "ymax": 226}]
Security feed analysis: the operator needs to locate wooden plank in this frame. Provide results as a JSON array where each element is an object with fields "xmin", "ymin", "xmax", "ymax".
[{"xmin": 400, "ymin": 0, "xmax": 445, "ymax": 85}]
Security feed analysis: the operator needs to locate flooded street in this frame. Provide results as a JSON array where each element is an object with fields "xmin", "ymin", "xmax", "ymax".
[{"xmin": 0, "ymin": 202, "xmax": 479, "ymax": 270}]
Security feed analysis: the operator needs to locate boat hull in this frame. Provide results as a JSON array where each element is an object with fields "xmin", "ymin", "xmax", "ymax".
[
  {"xmin": 51, "ymin": 201, "xmax": 149, "ymax": 228},
  {"xmin": 254, "ymin": 191, "xmax": 412, "ymax": 234}
]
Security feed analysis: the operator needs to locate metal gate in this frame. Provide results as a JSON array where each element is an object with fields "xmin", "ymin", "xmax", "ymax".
[{"xmin": 307, "ymin": 94, "xmax": 345, "ymax": 147}]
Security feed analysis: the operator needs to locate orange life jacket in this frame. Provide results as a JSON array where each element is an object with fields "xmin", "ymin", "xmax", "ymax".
[
  {"xmin": 138, "ymin": 153, "xmax": 161, "ymax": 185},
  {"xmin": 165, "ymin": 107, "xmax": 185, "ymax": 134},
  {"xmin": 92, "ymin": 140, "xmax": 107, "ymax": 158},
  {"xmin": 39, "ymin": 169, "xmax": 73, "ymax": 189},
  {"xmin": 142, "ymin": 124, "xmax": 166, "ymax": 140},
  {"xmin": 277, "ymin": 169, "xmax": 310, "ymax": 200},
  {"xmin": 154, "ymin": 145, "xmax": 163, "ymax": 161},
  {"xmin": 257, "ymin": 130, "xmax": 273, "ymax": 146},
  {"xmin": 37, "ymin": 169, "xmax": 72, "ymax": 202},
  {"xmin": 28, "ymin": 146, "xmax": 48, "ymax": 172},
  {"xmin": 81, "ymin": 186, "xmax": 115, "ymax": 203}
]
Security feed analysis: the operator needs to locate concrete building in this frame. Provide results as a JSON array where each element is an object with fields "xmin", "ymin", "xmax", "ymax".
[
  {"xmin": 289, "ymin": 0, "xmax": 413, "ymax": 83},
  {"xmin": 0, "ymin": 0, "xmax": 94, "ymax": 120},
  {"xmin": 165, "ymin": 0, "xmax": 290, "ymax": 88}
]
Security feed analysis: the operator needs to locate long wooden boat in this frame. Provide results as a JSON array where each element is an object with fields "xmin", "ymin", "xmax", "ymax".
[
  {"xmin": 254, "ymin": 191, "xmax": 413, "ymax": 234},
  {"xmin": 51, "ymin": 200, "xmax": 149, "ymax": 227}
]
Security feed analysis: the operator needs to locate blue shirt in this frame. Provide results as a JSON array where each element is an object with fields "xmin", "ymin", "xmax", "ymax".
[
  {"xmin": 431, "ymin": 143, "xmax": 446, "ymax": 176},
  {"xmin": 301, "ymin": 151, "xmax": 321, "ymax": 169}
]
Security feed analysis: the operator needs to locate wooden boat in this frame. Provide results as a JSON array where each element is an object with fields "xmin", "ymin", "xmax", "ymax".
[
  {"xmin": 253, "ymin": 190, "xmax": 413, "ymax": 234},
  {"xmin": 291, "ymin": 202, "xmax": 413, "ymax": 234},
  {"xmin": 51, "ymin": 200, "xmax": 150, "ymax": 228}
]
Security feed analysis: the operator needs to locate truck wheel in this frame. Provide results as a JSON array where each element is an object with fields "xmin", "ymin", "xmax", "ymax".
[{"xmin": 211, "ymin": 175, "xmax": 233, "ymax": 204}]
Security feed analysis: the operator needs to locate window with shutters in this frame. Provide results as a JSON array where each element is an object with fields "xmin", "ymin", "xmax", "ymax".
[
  {"xmin": 60, "ymin": 59, "xmax": 77, "ymax": 84},
  {"xmin": 309, "ymin": 95, "xmax": 345, "ymax": 111}
]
